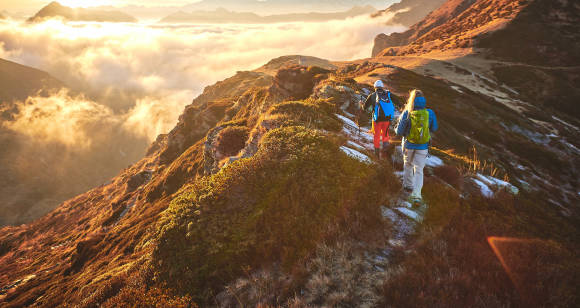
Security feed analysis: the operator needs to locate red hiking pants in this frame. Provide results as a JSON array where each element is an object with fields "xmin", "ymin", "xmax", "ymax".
[{"xmin": 373, "ymin": 121, "xmax": 390, "ymax": 149}]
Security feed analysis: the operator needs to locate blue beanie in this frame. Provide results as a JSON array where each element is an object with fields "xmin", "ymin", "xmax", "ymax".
[{"xmin": 414, "ymin": 95, "xmax": 427, "ymax": 109}]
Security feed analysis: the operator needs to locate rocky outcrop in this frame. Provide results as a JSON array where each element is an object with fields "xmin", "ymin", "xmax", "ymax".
[
  {"xmin": 372, "ymin": 0, "xmax": 579, "ymax": 61},
  {"xmin": 372, "ymin": 0, "xmax": 478, "ymax": 56}
]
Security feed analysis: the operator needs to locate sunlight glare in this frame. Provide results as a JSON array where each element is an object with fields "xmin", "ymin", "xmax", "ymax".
[{"xmin": 58, "ymin": 0, "xmax": 114, "ymax": 8}]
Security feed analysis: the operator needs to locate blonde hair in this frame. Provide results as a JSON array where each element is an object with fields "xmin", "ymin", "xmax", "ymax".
[{"xmin": 405, "ymin": 89, "xmax": 423, "ymax": 114}]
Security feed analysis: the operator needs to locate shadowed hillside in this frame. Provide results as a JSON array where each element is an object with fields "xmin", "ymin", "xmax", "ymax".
[
  {"xmin": 0, "ymin": 60, "xmax": 148, "ymax": 226},
  {"xmin": 0, "ymin": 58, "xmax": 64, "ymax": 104}
]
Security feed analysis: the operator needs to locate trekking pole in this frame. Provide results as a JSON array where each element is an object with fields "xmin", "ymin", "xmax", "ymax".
[{"xmin": 355, "ymin": 92, "xmax": 362, "ymax": 136}]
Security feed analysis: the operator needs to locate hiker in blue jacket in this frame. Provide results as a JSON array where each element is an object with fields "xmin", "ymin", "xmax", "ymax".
[{"xmin": 396, "ymin": 89, "xmax": 438, "ymax": 203}]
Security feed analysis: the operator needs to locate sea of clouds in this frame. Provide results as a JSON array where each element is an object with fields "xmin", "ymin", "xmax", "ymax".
[
  {"xmin": 0, "ymin": 15, "xmax": 402, "ymax": 144},
  {"xmin": 0, "ymin": 15, "xmax": 402, "ymax": 224}
]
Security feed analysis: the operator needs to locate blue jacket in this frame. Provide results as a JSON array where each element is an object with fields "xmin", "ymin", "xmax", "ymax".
[{"xmin": 396, "ymin": 97, "xmax": 438, "ymax": 150}]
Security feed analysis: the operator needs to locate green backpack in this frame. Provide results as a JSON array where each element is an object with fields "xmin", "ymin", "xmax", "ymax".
[{"xmin": 408, "ymin": 110, "xmax": 430, "ymax": 144}]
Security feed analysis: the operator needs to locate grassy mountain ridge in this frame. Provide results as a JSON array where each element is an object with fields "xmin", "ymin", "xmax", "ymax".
[
  {"xmin": 0, "ymin": 54, "xmax": 577, "ymax": 306},
  {"xmin": 1, "ymin": 1, "xmax": 579, "ymax": 305}
]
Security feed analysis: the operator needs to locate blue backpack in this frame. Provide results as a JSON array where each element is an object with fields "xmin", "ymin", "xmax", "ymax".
[{"xmin": 374, "ymin": 91, "xmax": 395, "ymax": 122}]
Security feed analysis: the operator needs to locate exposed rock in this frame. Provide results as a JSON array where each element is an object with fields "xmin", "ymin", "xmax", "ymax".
[
  {"xmin": 271, "ymin": 65, "xmax": 316, "ymax": 100},
  {"xmin": 126, "ymin": 170, "xmax": 153, "ymax": 192}
]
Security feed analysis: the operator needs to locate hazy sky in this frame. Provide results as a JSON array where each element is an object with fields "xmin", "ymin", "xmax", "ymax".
[
  {"xmin": 2, "ymin": 1, "xmax": 199, "ymax": 12},
  {"xmin": 2, "ymin": 1, "xmax": 394, "ymax": 14}
]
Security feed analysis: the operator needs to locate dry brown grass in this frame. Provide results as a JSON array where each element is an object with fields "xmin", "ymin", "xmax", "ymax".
[{"xmin": 380, "ymin": 180, "xmax": 580, "ymax": 308}]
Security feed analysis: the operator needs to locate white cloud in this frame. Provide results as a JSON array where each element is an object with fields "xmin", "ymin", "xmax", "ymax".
[{"xmin": 0, "ymin": 15, "xmax": 402, "ymax": 144}]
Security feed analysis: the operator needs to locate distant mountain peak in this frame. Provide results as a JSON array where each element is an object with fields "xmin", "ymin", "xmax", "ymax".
[{"xmin": 28, "ymin": 1, "xmax": 137, "ymax": 23}]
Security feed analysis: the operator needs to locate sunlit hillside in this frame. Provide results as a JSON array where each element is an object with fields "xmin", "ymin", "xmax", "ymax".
[{"xmin": 0, "ymin": 0, "xmax": 578, "ymax": 307}]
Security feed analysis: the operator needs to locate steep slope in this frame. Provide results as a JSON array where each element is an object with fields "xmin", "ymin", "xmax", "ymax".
[
  {"xmin": 0, "ymin": 59, "xmax": 146, "ymax": 227},
  {"xmin": 373, "ymin": 0, "xmax": 481, "ymax": 56},
  {"xmin": 0, "ymin": 59, "xmax": 67, "ymax": 226},
  {"xmin": 372, "ymin": 0, "xmax": 447, "ymax": 27},
  {"xmin": 368, "ymin": 0, "xmax": 580, "ymax": 192},
  {"xmin": 1, "ymin": 52, "xmax": 578, "ymax": 306},
  {"xmin": 373, "ymin": 0, "xmax": 580, "ymax": 63},
  {"xmin": 28, "ymin": 1, "xmax": 137, "ymax": 23},
  {"xmin": 0, "ymin": 58, "xmax": 64, "ymax": 104}
]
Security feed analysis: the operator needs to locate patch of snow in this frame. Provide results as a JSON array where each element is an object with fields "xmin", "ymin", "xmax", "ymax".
[
  {"xmin": 474, "ymin": 73, "xmax": 497, "ymax": 85},
  {"xmin": 341, "ymin": 146, "xmax": 371, "ymax": 164},
  {"xmin": 508, "ymin": 124, "xmax": 551, "ymax": 144},
  {"xmin": 347, "ymin": 140, "xmax": 365, "ymax": 150},
  {"xmin": 388, "ymin": 239, "xmax": 405, "ymax": 247},
  {"xmin": 362, "ymin": 88, "xmax": 371, "ymax": 95},
  {"xmin": 396, "ymin": 207, "xmax": 421, "ymax": 222},
  {"xmin": 561, "ymin": 139, "xmax": 580, "ymax": 154},
  {"xmin": 335, "ymin": 113, "xmax": 358, "ymax": 128},
  {"xmin": 493, "ymin": 97, "xmax": 528, "ymax": 114},
  {"xmin": 552, "ymin": 116, "xmax": 579, "ymax": 131},
  {"xmin": 530, "ymin": 118, "xmax": 559, "ymax": 135},
  {"xmin": 394, "ymin": 171, "xmax": 404, "ymax": 179},
  {"xmin": 501, "ymin": 84, "xmax": 519, "ymax": 95},
  {"xmin": 381, "ymin": 206, "xmax": 397, "ymax": 221},
  {"xmin": 425, "ymin": 155, "xmax": 444, "ymax": 167},
  {"xmin": 451, "ymin": 85, "xmax": 464, "ymax": 93},
  {"xmin": 473, "ymin": 178, "xmax": 493, "ymax": 198},
  {"xmin": 477, "ymin": 174, "xmax": 519, "ymax": 195}
]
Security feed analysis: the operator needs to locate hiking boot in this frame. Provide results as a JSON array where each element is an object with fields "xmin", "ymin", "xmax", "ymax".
[{"xmin": 408, "ymin": 195, "xmax": 424, "ymax": 207}]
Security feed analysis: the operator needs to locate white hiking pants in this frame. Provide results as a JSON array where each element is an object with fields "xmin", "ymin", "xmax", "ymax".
[{"xmin": 403, "ymin": 149, "xmax": 428, "ymax": 198}]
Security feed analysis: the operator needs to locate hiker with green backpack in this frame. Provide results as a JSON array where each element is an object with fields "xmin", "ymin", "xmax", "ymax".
[{"xmin": 396, "ymin": 89, "xmax": 438, "ymax": 203}]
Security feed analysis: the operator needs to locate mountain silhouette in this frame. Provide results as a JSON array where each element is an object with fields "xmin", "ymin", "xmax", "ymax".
[
  {"xmin": 160, "ymin": 6, "xmax": 377, "ymax": 24},
  {"xmin": 28, "ymin": 1, "xmax": 138, "ymax": 23}
]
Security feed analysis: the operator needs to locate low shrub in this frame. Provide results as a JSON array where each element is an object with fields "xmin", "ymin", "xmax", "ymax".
[
  {"xmin": 268, "ymin": 100, "xmax": 341, "ymax": 132},
  {"xmin": 381, "ymin": 181, "xmax": 580, "ymax": 307},
  {"xmin": 216, "ymin": 126, "xmax": 250, "ymax": 157},
  {"xmin": 433, "ymin": 165, "xmax": 463, "ymax": 190}
]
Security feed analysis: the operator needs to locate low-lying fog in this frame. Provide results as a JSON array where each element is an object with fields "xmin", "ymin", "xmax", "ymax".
[{"xmin": 0, "ymin": 14, "xmax": 403, "ymax": 225}]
